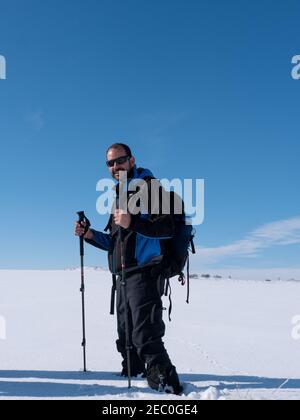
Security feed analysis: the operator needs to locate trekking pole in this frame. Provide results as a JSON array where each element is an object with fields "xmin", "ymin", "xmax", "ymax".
[
  {"xmin": 119, "ymin": 226, "xmax": 132, "ymax": 389},
  {"xmin": 77, "ymin": 211, "xmax": 91, "ymax": 372},
  {"xmin": 117, "ymin": 173, "xmax": 132, "ymax": 388}
]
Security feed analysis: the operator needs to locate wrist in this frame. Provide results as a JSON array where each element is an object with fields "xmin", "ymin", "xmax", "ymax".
[{"xmin": 84, "ymin": 229, "xmax": 94, "ymax": 240}]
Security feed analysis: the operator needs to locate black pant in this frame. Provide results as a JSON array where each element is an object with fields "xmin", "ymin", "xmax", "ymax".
[{"xmin": 116, "ymin": 268, "xmax": 171, "ymax": 369}]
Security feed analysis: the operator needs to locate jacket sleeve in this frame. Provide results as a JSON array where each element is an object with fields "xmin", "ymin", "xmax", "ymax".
[
  {"xmin": 127, "ymin": 179, "xmax": 175, "ymax": 239},
  {"xmin": 84, "ymin": 229, "xmax": 112, "ymax": 251}
]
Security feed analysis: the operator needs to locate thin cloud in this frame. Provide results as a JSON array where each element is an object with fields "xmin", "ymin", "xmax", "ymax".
[{"xmin": 194, "ymin": 216, "xmax": 300, "ymax": 264}]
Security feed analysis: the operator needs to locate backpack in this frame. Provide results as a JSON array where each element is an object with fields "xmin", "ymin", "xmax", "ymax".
[
  {"xmin": 164, "ymin": 192, "xmax": 195, "ymax": 277},
  {"xmin": 136, "ymin": 169, "xmax": 196, "ymax": 283},
  {"xmin": 137, "ymin": 171, "xmax": 196, "ymax": 312},
  {"xmin": 162, "ymin": 191, "xmax": 196, "ymax": 317}
]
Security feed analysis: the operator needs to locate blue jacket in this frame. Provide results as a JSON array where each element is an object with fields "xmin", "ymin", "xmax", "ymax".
[{"xmin": 85, "ymin": 167, "xmax": 175, "ymax": 274}]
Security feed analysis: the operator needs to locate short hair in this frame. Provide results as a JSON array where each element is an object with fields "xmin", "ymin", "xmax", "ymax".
[{"xmin": 106, "ymin": 143, "xmax": 132, "ymax": 158}]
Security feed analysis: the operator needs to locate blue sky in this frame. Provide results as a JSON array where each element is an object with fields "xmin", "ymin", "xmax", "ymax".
[{"xmin": 0, "ymin": 0, "xmax": 299, "ymax": 270}]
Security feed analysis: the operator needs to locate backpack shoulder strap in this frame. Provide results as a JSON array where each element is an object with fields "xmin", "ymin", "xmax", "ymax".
[{"xmin": 104, "ymin": 214, "xmax": 113, "ymax": 233}]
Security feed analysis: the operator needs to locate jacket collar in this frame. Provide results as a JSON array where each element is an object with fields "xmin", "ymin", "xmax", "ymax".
[{"xmin": 114, "ymin": 166, "xmax": 155, "ymax": 193}]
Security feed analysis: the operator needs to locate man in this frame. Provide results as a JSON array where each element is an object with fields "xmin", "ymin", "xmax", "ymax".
[{"xmin": 75, "ymin": 143, "xmax": 183, "ymax": 395}]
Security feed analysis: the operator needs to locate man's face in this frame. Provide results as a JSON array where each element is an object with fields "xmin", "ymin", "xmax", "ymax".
[{"xmin": 106, "ymin": 147, "xmax": 135, "ymax": 181}]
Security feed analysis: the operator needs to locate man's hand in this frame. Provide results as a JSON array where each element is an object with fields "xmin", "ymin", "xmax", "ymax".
[
  {"xmin": 74, "ymin": 222, "xmax": 94, "ymax": 240},
  {"xmin": 114, "ymin": 209, "xmax": 131, "ymax": 229}
]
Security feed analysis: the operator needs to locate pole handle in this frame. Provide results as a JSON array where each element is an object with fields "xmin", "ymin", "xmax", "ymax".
[
  {"xmin": 77, "ymin": 211, "xmax": 91, "ymax": 230},
  {"xmin": 77, "ymin": 211, "xmax": 91, "ymax": 256}
]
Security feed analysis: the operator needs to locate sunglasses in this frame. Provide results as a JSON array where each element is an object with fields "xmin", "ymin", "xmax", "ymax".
[{"xmin": 106, "ymin": 155, "xmax": 131, "ymax": 168}]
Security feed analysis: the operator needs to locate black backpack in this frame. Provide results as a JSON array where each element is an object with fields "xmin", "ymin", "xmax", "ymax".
[
  {"xmin": 137, "ymin": 170, "xmax": 196, "ymax": 284},
  {"xmin": 161, "ymin": 191, "xmax": 196, "ymax": 318},
  {"xmin": 139, "ymin": 174, "xmax": 196, "ymax": 310}
]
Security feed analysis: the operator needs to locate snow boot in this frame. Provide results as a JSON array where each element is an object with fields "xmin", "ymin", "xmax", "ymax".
[
  {"xmin": 120, "ymin": 353, "xmax": 146, "ymax": 378},
  {"xmin": 147, "ymin": 364, "xmax": 183, "ymax": 395}
]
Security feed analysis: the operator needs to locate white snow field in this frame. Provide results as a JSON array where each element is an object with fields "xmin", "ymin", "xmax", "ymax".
[{"xmin": 1, "ymin": 268, "xmax": 300, "ymax": 400}]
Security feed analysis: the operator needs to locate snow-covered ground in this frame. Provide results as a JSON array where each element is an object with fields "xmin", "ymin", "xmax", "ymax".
[{"xmin": 1, "ymin": 268, "xmax": 300, "ymax": 400}]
